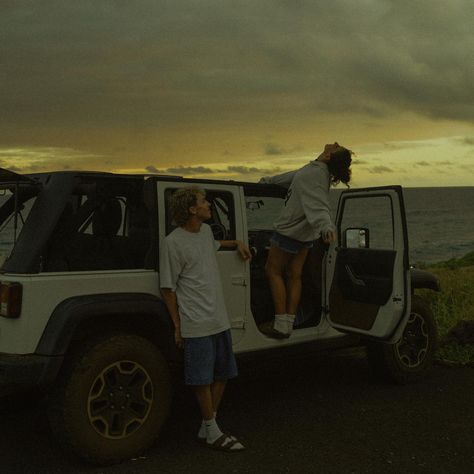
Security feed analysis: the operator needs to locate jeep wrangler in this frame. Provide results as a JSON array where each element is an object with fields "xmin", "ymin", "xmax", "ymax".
[{"xmin": 0, "ymin": 168, "xmax": 439, "ymax": 464}]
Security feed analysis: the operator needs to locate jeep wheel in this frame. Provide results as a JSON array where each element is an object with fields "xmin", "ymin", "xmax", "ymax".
[
  {"xmin": 367, "ymin": 296, "xmax": 438, "ymax": 384},
  {"xmin": 48, "ymin": 334, "xmax": 171, "ymax": 465}
]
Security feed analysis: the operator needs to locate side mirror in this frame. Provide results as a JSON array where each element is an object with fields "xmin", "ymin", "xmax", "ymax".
[
  {"xmin": 246, "ymin": 200, "xmax": 264, "ymax": 211},
  {"xmin": 344, "ymin": 227, "xmax": 370, "ymax": 248}
]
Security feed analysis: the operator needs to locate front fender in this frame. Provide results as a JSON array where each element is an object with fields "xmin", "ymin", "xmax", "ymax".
[{"xmin": 410, "ymin": 268, "xmax": 440, "ymax": 292}]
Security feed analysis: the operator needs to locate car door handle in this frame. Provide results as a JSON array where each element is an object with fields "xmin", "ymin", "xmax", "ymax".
[
  {"xmin": 345, "ymin": 264, "xmax": 366, "ymax": 286},
  {"xmin": 231, "ymin": 275, "xmax": 247, "ymax": 286}
]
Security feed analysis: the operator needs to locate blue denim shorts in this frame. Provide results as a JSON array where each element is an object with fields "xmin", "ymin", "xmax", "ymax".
[
  {"xmin": 270, "ymin": 232, "xmax": 313, "ymax": 255},
  {"xmin": 183, "ymin": 329, "xmax": 238, "ymax": 385}
]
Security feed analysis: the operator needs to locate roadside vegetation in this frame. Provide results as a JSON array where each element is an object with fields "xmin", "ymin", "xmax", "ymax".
[{"xmin": 417, "ymin": 251, "xmax": 474, "ymax": 365}]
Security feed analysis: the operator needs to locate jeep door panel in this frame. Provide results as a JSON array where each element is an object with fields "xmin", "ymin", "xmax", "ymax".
[{"xmin": 326, "ymin": 187, "xmax": 410, "ymax": 341}]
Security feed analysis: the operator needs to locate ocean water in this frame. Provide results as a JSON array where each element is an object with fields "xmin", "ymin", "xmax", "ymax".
[
  {"xmin": 247, "ymin": 187, "xmax": 474, "ymax": 265},
  {"xmin": 330, "ymin": 187, "xmax": 474, "ymax": 264},
  {"xmin": 401, "ymin": 187, "xmax": 474, "ymax": 264}
]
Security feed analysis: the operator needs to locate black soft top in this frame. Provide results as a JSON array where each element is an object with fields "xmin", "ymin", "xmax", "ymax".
[{"xmin": 5, "ymin": 169, "xmax": 286, "ymax": 198}]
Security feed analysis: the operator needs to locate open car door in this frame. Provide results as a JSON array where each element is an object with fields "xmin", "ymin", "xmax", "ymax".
[{"xmin": 326, "ymin": 186, "xmax": 410, "ymax": 343}]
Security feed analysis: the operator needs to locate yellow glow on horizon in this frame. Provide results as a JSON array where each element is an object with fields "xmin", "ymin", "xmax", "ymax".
[{"xmin": 2, "ymin": 111, "xmax": 473, "ymax": 188}]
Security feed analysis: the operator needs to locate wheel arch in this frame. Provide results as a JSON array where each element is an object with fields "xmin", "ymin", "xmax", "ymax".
[
  {"xmin": 410, "ymin": 268, "xmax": 440, "ymax": 292},
  {"xmin": 367, "ymin": 294, "xmax": 438, "ymax": 384},
  {"xmin": 36, "ymin": 293, "xmax": 180, "ymax": 363}
]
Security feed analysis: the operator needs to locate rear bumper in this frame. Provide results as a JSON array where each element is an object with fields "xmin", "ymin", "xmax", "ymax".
[{"xmin": 0, "ymin": 353, "xmax": 63, "ymax": 396}]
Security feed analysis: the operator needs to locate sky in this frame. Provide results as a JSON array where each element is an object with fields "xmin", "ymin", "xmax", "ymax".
[{"xmin": 1, "ymin": 0, "xmax": 473, "ymax": 187}]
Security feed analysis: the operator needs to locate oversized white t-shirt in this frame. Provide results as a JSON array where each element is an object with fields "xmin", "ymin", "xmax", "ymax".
[{"xmin": 159, "ymin": 224, "xmax": 230, "ymax": 338}]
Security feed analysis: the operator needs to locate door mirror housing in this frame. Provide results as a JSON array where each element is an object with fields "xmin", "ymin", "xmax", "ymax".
[{"xmin": 344, "ymin": 227, "xmax": 370, "ymax": 248}]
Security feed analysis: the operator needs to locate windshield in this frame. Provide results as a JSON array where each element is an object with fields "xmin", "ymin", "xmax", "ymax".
[{"xmin": 0, "ymin": 185, "xmax": 39, "ymax": 267}]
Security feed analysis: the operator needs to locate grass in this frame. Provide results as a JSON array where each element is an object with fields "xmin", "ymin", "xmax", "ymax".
[
  {"xmin": 428, "ymin": 250, "xmax": 474, "ymax": 270},
  {"xmin": 417, "ymin": 251, "xmax": 474, "ymax": 366}
]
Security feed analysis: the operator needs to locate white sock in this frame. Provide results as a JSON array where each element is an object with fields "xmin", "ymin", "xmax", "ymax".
[
  {"xmin": 274, "ymin": 314, "xmax": 289, "ymax": 334},
  {"xmin": 204, "ymin": 417, "xmax": 224, "ymax": 444},
  {"xmin": 286, "ymin": 314, "xmax": 296, "ymax": 334},
  {"xmin": 198, "ymin": 411, "xmax": 216, "ymax": 439}
]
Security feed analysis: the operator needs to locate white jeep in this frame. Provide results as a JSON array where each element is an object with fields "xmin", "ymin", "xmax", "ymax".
[{"xmin": 0, "ymin": 168, "xmax": 439, "ymax": 464}]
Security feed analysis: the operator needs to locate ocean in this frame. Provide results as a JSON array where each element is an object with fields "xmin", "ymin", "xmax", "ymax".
[
  {"xmin": 328, "ymin": 186, "xmax": 474, "ymax": 265},
  {"xmin": 397, "ymin": 187, "xmax": 474, "ymax": 264},
  {"xmin": 247, "ymin": 187, "xmax": 474, "ymax": 265}
]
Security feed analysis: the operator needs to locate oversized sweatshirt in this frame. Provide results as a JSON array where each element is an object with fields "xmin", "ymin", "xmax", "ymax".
[{"xmin": 261, "ymin": 160, "xmax": 335, "ymax": 242}]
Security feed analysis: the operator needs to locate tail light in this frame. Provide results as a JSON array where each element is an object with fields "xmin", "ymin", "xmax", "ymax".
[{"xmin": 0, "ymin": 282, "xmax": 23, "ymax": 318}]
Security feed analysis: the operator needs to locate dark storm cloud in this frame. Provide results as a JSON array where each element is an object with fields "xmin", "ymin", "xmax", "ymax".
[
  {"xmin": 226, "ymin": 165, "xmax": 282, "ymax": 175},
  {"xmin": 368, "ymin": 166, "xmax": 395, "ymax": 174},
  {"xmin": 144, "ymin": 164, "xmax": 281, "ymax": 176},
  {"xmin": 265, "ymin": 144, "xmax": 285, "ymax": 156},
  {"xmin": 145, "ymin": 165, "xmax": 164, "ymax": 174},
  {"xmin": 0, "ymin": 0, "xmax": 473, "ymax": 133},
  {"xmin": 415, "ymin": 161, "xmax": 430, "ymax": 166},
  {"xmin": 166, "ymin": 166, "xmax": 214, "ymax": 175},
  {"xmin": 264, "ymin": 143, "xmax": 303, "ymax": 156},
  {"xmin": 227, "ymin": 166, "xmax": 261, "ymax": 174},
  {"xmin": 456, "ymin": 137, "xmax": 474, "ymax": 146}
]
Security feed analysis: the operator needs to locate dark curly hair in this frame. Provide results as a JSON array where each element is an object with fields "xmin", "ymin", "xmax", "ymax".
[{"xmin": 327, "ymin": 147, "xmax": 352, "ymax": 186}]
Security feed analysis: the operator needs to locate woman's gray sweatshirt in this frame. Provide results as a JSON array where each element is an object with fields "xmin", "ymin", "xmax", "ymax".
[{"xmin": 260, "ymin": 160, "xmax": 335, "ymax": 242}]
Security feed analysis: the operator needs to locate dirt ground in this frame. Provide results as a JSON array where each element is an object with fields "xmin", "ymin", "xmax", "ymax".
[{"xmin": 1, "ymin": 348, "xmax": 473, "ymax": 474}]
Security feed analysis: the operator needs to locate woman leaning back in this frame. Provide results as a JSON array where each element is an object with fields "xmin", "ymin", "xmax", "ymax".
[{"xmin": 259, "ymin": 142, "xmax": 353, "ymax": 338}]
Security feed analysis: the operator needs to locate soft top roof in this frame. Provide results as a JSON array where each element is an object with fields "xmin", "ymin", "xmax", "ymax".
[
  {"xmin": 0, "ymin": 168, "xmax": 37, "ymax": 184},
  {"xmin": 12, "ymin": 169, "xmax": 286, "ymax": 197}
]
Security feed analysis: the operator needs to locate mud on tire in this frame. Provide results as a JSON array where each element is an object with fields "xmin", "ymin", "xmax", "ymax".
[
  {"xmin": 48, "ymin": 333, "xmax": 172, "ymax": 465},
  {"xmin": 367, "ymin": 296, "xmax": 438, "ymax": 384}
]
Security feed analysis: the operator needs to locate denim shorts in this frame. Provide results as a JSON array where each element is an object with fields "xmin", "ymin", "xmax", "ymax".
[
  {"xmin": 183, "ymin": 329, "xmax": 238, "ymax": 385},
  {"xmin": 270, "ymin": 232, "xmax": 313, "ymax": 255}
]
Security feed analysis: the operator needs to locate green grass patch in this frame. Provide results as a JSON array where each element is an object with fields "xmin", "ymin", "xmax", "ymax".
[
  {"xmin": 429, "ymin": 250, "xmax": 474, "ymax": 270},
  {"xmin": 436, "ymin": 343, "xmax": 474, "ymax": 366},
  {"xmin": 417, "ymin": 258, "xmax": 474, "ymax": 365}
]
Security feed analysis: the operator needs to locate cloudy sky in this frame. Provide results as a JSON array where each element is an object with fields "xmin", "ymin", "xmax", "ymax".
[{"xmin": 1, "ymin": 0, "xmax": 473, "ymax": 187}]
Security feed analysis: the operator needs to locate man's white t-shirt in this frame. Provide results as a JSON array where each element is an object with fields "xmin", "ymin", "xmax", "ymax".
[{"xmin": 159, "ymin": 224, "xmax": 230, "ymax": 338}]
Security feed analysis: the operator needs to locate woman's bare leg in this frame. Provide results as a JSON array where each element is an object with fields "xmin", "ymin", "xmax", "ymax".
[
  {"xmin": 265, "ymin": 245, "xmax": 291, "ymax": 315},
  {"xmin": 286, "ymin": 247, "xmax": 310, "ymax": 315}
]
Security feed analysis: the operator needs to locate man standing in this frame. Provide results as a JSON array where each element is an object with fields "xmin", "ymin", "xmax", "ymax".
[{"xmin": 160, "ymin": 187, "xmax": 251, "ymax": 451}]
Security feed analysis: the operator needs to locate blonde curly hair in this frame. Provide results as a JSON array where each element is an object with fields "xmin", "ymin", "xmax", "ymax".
[{"xmin": 169, "ymin": 186, "xmax": 205, "ymax": 226}]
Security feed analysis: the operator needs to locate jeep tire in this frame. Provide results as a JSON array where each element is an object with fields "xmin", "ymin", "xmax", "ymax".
[
  {"xmin": 367, "ymin": 296, "xmax": 438, "ymax": 384},
  {"xmin": 48, "ymin": 333, "xmax": 172, "ymax": 465}
]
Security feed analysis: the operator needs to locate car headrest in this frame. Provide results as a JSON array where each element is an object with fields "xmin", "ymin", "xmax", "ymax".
[{"xmin": 92, "ymin": 198, "xmax": 122, "ymax": 237}]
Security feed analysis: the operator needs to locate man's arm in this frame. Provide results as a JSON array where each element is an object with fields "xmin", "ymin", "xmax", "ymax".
[
  {"xmin": 160, "ymin": 288, "xmax": 183, "ymax": 348},
  {"xmin": 218, "ymin": 239, "xmax": 252, "ymax": 261}
]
